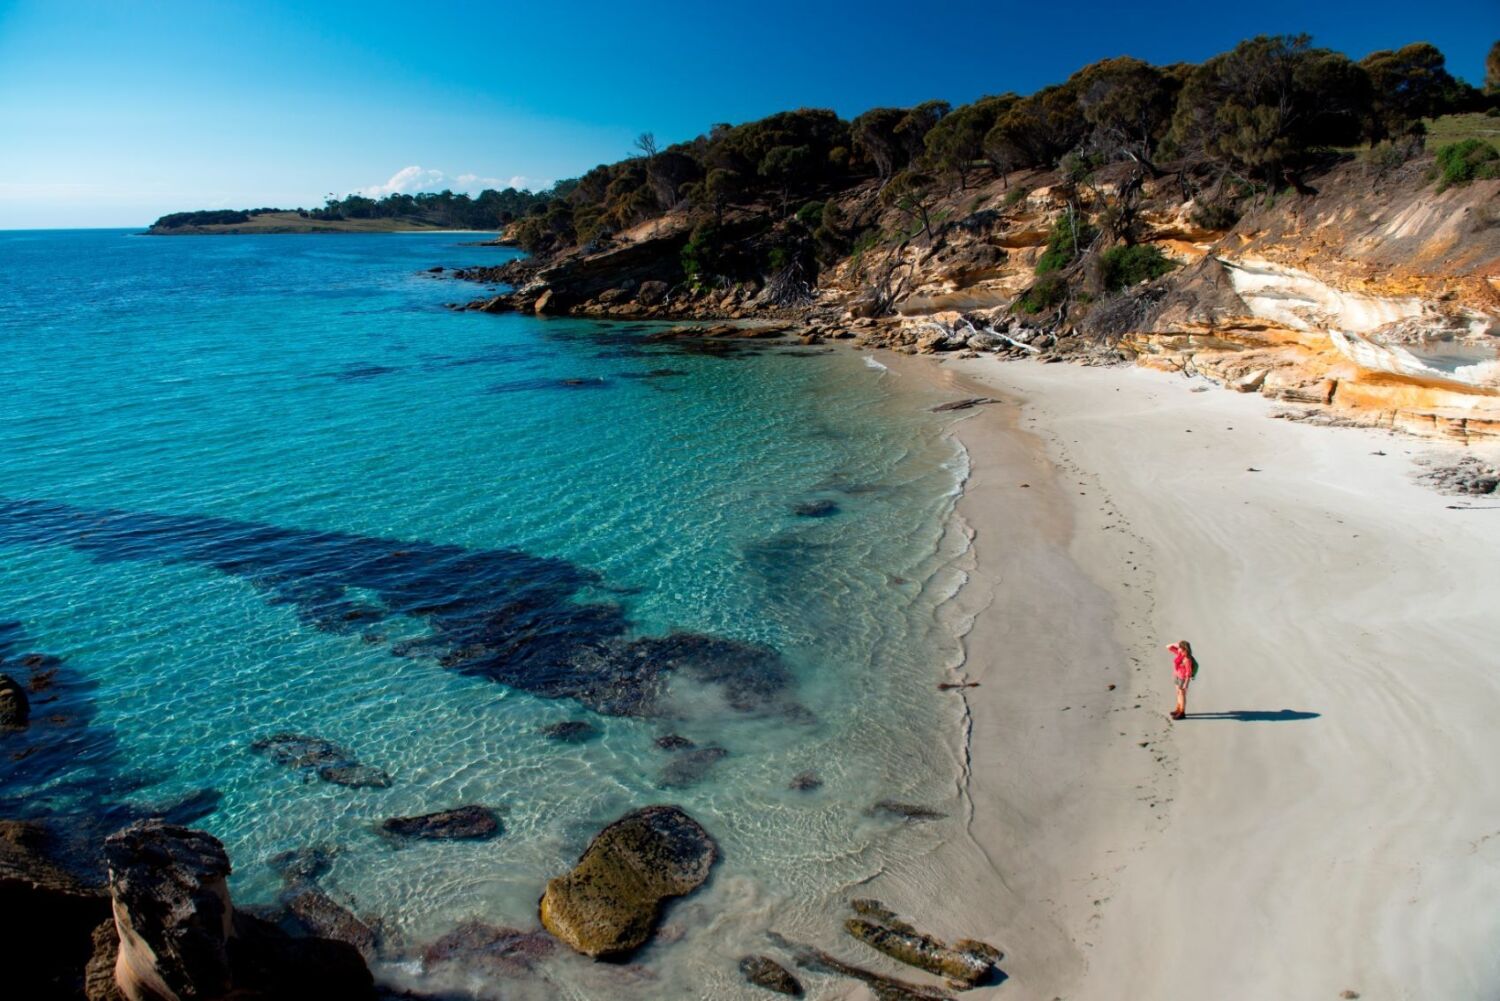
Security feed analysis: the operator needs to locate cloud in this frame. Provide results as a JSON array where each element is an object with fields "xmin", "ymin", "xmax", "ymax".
[{"xmin": 355, "ymin": 166, "xmax": 547, "ymax": 198}]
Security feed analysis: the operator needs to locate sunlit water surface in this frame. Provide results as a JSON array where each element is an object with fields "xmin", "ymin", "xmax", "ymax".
[{"xmin": 0, "ymin": 229, "xmax": 974, "ymax": 999}]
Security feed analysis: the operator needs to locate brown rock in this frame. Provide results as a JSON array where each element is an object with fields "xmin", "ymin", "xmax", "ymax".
[{"xmin": 539, "ymin": 805, "xmax": 716, "ymax": 959}]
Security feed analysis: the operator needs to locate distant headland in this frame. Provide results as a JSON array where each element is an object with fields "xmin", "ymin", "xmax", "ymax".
[{"xmin": 146, "ymin": 187, "xmax": 546, "ymax": 234}]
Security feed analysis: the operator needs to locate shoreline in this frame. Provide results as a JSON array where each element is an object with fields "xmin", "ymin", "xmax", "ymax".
[{"xmin": 899, "ymin": 351, "xmax": 1500, "ymax": 999}]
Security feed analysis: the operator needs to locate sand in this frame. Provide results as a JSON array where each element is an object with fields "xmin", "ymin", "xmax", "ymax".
[{"xmin": 874, "ymin": 353, "xmax": 1500, "ymax": 1001}]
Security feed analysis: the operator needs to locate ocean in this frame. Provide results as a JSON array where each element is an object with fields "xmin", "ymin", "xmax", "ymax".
[{"xmin": 0, "ymin": 228, "xmax": 974, "ymax": 998}]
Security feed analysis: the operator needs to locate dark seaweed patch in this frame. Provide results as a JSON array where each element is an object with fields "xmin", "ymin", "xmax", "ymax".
[
  {"xmin": 327, "ymin": 364, "xmax": 399, "ymax": 382},
  {"xmin": 485, "ymin": 377, "xmax": 610, "ymax": 394},
  {"xmin": 0, "ymin": 499, "xmax": 794, "ymax": 719}
]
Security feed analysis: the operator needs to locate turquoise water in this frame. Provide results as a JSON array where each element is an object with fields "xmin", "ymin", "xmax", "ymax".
[{"xmin": 0, "ymin": 229, "xmax": 971, "ymax": 998}]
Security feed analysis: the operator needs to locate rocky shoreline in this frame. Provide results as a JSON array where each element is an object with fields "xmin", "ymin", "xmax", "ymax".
[{"xmin": 435, "ymin": 153, "xmax": 1500, "ymax": 447}]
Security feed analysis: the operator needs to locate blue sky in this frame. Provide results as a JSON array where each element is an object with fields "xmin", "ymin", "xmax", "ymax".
[{"xmin": 1, "ymin": 0, "xmax": 1494, "ymax": 227}]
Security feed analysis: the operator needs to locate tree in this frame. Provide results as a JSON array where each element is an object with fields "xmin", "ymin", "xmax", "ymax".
[
  {"xmin": 982, "ymin": 83, "xmax": 1086, "ymax": 179},
  {"xmin": 879, "ymin": 169, "xmax": 938, "ymax": 237},
  {"xmin": 851, "ymin": 107, "xmax": 908, "ymax": 179},
  {"xmin": 1169, "ymin": 35, "xmax": 1369, "ymax": 188},
  {"xmin": 1488, "ymin": 40, "xmax": 1500, "ymax": 95},
  {"xmin": 1073, "ymin": 57, "xmax": 1178, "ymax": 169},
  {"xmin": 1360, "ymin": 43, "xmax": 1456, "ymax": 142},
  {"xmin": 923, "ymin": 95, "xmax": 1016, "ymax": 188}
]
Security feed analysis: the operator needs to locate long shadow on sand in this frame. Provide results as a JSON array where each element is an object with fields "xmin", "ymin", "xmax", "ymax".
[{"xmin": 1185, "ymin": 709, "xmax": 1320, "ymax": 722}]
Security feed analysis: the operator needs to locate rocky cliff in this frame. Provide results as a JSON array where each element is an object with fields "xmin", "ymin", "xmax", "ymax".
[{"xmin": 456, "ymin": 153, "xmax": 1500, "ymax": 442}]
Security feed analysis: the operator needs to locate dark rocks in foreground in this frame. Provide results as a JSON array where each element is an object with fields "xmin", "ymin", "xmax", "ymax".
[
  {"xmin": 380, "ymin": 806, "xmax": 501, "ymax": 841},
  {"xmin": 102, "ymin": 819, "xmax": 375, "ymax": 1000},
  {"xmin": 539, "ymin": 805, "xmax": 716, "ymax": 959},
  {"xmin": 0, "ymin": 818, "xmax": 111, "ymax": 1000},
  {"xmin": 250, "ymin": 733, "xmax": 393, "ymax": 789},
  {"xmin": 653, "ymin": 733, "xmax": 695, "ymax": 751},
  {"xmin": 789, "ymin": 770, "xmax": 822, "ymax": 792},
  {"xmin": 739, "ymin": 954, "xmax": 803, "ymax": 995},
  {"xmin": 0, "ymin": 672, "xmax": 29, "ymax": 727}
]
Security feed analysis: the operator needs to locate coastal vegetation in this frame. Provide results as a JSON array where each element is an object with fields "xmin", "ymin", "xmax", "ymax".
[
  {"xmin": 150, "ymin": 186, "xmax": 552, "ymax": 233},
  {"xmin": 495, "ymin": 33, "xmax": 1492, "ymax": 304}
]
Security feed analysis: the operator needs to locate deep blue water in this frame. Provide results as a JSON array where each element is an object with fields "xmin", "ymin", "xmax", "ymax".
[{"xmin": 0, "ymin": 229, "xmax": 971, "ymax": 998}]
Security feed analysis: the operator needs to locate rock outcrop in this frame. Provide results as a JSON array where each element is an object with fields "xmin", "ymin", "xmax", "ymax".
[
  {"xmin": 739, "ymin": 954, "xmax": 803, "ymax": 995},
  {"xmin": 538, "ymin": 805, "xmax": 716, "ymax": 959},
  {"xmin": 101, "ymin": 819, "xmax": 375, "ymax": 1001},
  {"xmin": 0, "ymin": 818, "xmax": 112, "ymax": 999},
  {"xmin": 104, "ymin": 820, "xmax": 235, "ymax": 1000},
  {"xmin": 0, "ymin": 671, "xmax": 29, "ymax": 727},
  {"xmin": 380, "ymin": 806, "xmax": 501, "ymax": 841},
  {"xmin": 845, "ymin": 898, "xmax": 1001, "ymax": 987}
]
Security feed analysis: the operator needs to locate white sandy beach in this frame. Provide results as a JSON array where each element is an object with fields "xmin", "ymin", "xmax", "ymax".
[{"xmin": 876, "ymin": 353, "xmax": 1500, "ymax": 1001}]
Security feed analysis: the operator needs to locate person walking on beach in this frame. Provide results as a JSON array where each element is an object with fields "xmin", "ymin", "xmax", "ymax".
[{"xmin": 1168, "ymin": 640, "xmax": 1197, "ymax": 719}]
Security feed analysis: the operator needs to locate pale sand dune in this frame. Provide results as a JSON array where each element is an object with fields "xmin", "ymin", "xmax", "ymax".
[{"xmin": 882, "ymin": 354, "xmax": 1500, "ymax": 1001}]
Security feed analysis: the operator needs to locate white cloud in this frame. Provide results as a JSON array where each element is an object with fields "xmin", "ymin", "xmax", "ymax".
[{"xmin": 355, "ymin": 166, "xmax": 547, "ymax": 198}]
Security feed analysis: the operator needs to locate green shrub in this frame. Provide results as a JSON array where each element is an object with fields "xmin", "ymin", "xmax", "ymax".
[
  {"xmin": 1363, "ymin": 140, "xmax": 1414, "ymax": 171},
  {"xmin": 795, "ymin": 200, "xmax": 825, "ymax": 228},
  {"xmin": 1035, "ymin": 213, "xmax": 1097, "ymax": 275},
  {"xmin": 1099, "ymin": 244, "xmax": 1178, "ymax": 292},
  {"xmin": 680, "ymin": 220, "xmax": 723, "ymax": 284},
  {"xmin": 1433, "ymin": 139, "xmax": 1500, "ymax": 191},
  {"xmin": 1016, "ymin": 273, "xmax": 1068, "ymax": 313},
  {"xmin": 1001, "ymin": 185, "xmax": 1031, "ymax": 208}
]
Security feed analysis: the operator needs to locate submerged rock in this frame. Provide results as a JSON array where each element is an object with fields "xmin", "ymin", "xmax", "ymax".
[
  {"xmin": 250, "ymin": 733, "xmax": 392, "ymax": 789},
  {"xmin": 846, "ymin": 899, "xmax": 1002, "ymax": 986},
  {"xmin": 539, "ymin": 805, "xmax": 717, "ymax": 959},
  {"xmin": 380, "ymin": 806, "xmax": 500, "ymax": 841},
  {"xmin": 766, "ymin": 931, "xmax": 954, "ymax": 1001},
  {"xmin": 789, "ymin": 770, "xmax": 822, "ymax": 792},
  {"xmin": 0, "ymin": 672, "xmax": 29, "ymax": 727},
  {"xmin": 657, "ymin": 746, "xmax": 728, "ymax": 789},
  {"xmin": 541, "ymin": 720, "xmax": 601, "ymax": 743},
  {"xmin": 868, "ymin": 800, "xmax": 946, "ymax": 822},
  {"xmin": 268, "ymin": 846, "xmax": 335, "ymax": 888},
  {"xmin": 421, "ymin": 920, "xmax": 555, "ymax": 976},
  {"xmin": 928, "ymin": 397, "xmax": 996, "ymax": 413},
  {"xmin": 739, "ymin": 954, "xmax": 803, "ymax": 995},
  {"xmin": 284, "ymin": 887, "xmax": 378, "ymax": 961},
  {"xmin": 791, "ymin": 499, "xmax": 840, "ymax": 518},
  {"xmin": 653, "ymin": 734, "xmax": 696, "ymax": 751}
]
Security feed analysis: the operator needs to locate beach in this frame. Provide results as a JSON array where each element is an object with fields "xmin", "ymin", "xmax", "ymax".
[{"xmin": 877, "ymin": 353, "xmax": 1500, "ymax": 1000}]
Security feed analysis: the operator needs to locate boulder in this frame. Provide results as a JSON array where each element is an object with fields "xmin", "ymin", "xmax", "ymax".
[
  {"xmin": 283, "ymin": 887, "xmax": 377, "ymax": 961},
  {"xmin": 104, "ymin": 820, "xmax": 235, "ymax": 1001},
  {"xmin": 0, "ymin": 819, "xmax": 112, "ymax": 999},
  {"xmin": 0, "ymin": 672, "xmax": 28, "ymax": 726},
  {"xmin": 541, "ymin": 720, "xmax": 601, "ymax": 744},
  {"xmin": 539, "ymin": 805, "xmax": 716, "ymax": 959},
  {"xmin": 533, "ymin": 288, "xmax": 555, "ymax": 314},
  {"xmin": 739, "ymin": 954, "xmax": 803, "ymax": 995},
  {"xmin": 421, "ymin": 920, "xmax": 555, "ymax": 976},
  {"xmin": 380, "ymin": 806, "xmax": 500, "ymax": 841},
  {"xmin": 249, "ymin": 733, "xmax": 392, "ymax": 789},
  {"xmin": 657, "ymin": 746, "xmax": 729, "ymax": 790},
  {"xmin": 637, "ymin": 281, "xmax": 669, "ymax": 307},
  {"xmin": 597, "ymin": 287, "xmax": 634, "ymax": 306}
]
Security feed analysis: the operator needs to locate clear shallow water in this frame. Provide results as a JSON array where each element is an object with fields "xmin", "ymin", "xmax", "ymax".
[{"xmin": 0, "ymin": 229, "xmax": 971, "ymax": 998}]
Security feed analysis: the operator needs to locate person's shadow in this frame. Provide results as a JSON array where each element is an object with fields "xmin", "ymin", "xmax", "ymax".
[{"xmin": 1185, "ymin": 709, "xmax": 1320, "ymax": 722}]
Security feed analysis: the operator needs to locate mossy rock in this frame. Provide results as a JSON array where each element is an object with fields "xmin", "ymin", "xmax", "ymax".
[{"xmin": 539, "ymin": 805, "xmax": 716, "ymax": 959}]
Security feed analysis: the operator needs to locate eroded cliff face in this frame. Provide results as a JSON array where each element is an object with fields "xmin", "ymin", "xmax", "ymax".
[
  {"xmin": 837, "ymin": 160, "xmax": 1500, "ymax": 442},
  {"xmin": 475, "ymin": 155, "xmax": 1499, "ymax": 441},
  {"xmin": 1121, "ymin": 166, "xmax": 1500, "ymax": 442}
]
